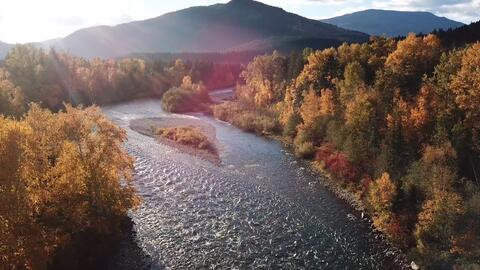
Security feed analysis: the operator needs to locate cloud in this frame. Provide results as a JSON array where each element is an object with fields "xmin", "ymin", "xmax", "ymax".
[
  {"xmin": 371, "ymin": 0, "xmax": 480, "ymax": 22},
  {"xmin": 268, "ymin": 0, "xmax": 479, "ymax": 21}
]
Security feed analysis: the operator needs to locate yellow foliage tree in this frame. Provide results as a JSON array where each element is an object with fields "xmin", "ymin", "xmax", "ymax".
[
  {"xmin": 386, "ymin": 33, "xmax": 441, "ymax": 76},
  {"xmin": 240, "ymin": 51, "xmax": 287, "ymax": 107},
  {"xmin": 420, "ymin": 143, "xmax": 458, "ymax": 193},
  {"xmin": 368, "ymin": 172, "xmax": 397, "ymax": 234},
  {"xmin": 414, "ymin": 190, "xmax": 465, "ymax": 266},
  {"xmin": 386, "ymin": 33, "xmax": 441, "ymax": 88},
  {"xmin": 294, "ymin": 48, "xmax": 338, "ymax": 93},
  {"xmin": 299, "ymin": 88, "xmax": 335, "ymax": 127},
  {"xmin": 0, "ymin": 104, "xmax": 138, "ymax": 270},
  {"xmin": 0, "ymin": 69, "xmax": 25, "ymax": 116},
  {"xmin": 410, "ymin": 85, "xmax": 432, "ymax": 129},
  {"xmin": 345, "ymin": 89, "xmax": 376, "ymax": 133}
]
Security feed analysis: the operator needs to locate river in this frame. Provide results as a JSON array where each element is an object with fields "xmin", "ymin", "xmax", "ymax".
[{"xmin": 102, "ymin": 99, "xmax": 407, "ymax": 270}]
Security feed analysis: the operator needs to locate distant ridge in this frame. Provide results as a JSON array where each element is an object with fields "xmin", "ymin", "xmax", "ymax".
[
  {"xmin": 44, "ymin": 0, "xmax": 368, "ymax": 58},
  {"xmin": 0, "ymin": 41, "xmax": 12, "ymax": 59},
  {"xmin": 322, "ymin": 9, "xmax": 464, "ymax": 37}
]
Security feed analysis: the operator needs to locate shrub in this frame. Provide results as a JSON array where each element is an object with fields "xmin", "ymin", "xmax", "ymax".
[
  {"xmin": 294, "ymin": 141, "xmax": 316, "ymax": 158},
  {"xmin": 213, "ymin": 102, "xmax": 279, "ymax": 135},
  {"xmin": 315, "ymin": 143, "xmax": 335, "ymax": 161},
  {"xmin": 161, "ymin": 87, "xmax": 196, "ymax": 113},
  {"xmin": 315, "ymin": 143, "xmax": 358, "ymax": 183},
  {"xmin": 154, "ymin": 126, "xmax": 216, "ymax": 153},
  {"xmin": 325, "ymin": 152, "xmax": 358, "ymax": 182},
  {"xmin": 283, "ymin": 111, "xmax": 301, "ymax": 137},
  {"xmin": 293, "ymin": 127, "xmax": 316, "ymax": 158},
  {"xmin": 161, "ymin": 77, "xmax": 212, "ymax": 113}
]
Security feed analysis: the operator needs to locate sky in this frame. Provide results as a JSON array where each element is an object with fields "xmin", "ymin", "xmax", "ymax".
[{"xmin": 0, "ymin": 0, "xmax": 479, "ymax": 44}]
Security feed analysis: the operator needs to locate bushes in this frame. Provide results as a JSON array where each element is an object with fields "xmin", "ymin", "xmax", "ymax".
[
  {"xmin": 282, "ymin": 111, "xmax": 301, "ymax": 137},
  {"xmin": 154, "ymin": 126, "xmax": 216, "ymax": 153},
  {"xmin": 0, "ymin": 104, "xmax": 139, "ymax": 270},
  {"xmin": 161, "ymin": 76, "xmax": 212, "ymax": 113},
  {"xmin": 213, "ymin": 101, "xmax": 279, "ymax": 135},
  {"xmin": 293, "ymin": 127, "xmax": 315, "ymax": 158},
  {"xmin": 294, "ymin": 141, "xmax": 316, "ymax": 158},
  {"xmin": 212, "ymin": 101, "xmax": 243, "ymax": 122},
  {"xmin": 231, "ymin": 111, "xmax": 278, "ymax": 134},
  {"xmin": 315, "ymin": 143, "xmax": 358, "ymax": 183},
  {"xmin": 161, "ymin": 87, "xmax": 197, "ymax": 113}
]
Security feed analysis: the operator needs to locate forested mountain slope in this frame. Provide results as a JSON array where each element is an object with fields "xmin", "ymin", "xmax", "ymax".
[{"xmin": 322, "ymin": 9, "xmax": 463, "ymax": 37}]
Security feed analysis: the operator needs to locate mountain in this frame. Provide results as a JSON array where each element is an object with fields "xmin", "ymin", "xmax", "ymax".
[
  {"xmin": 321, "ymin": 9, "xmax": 464, "ymax": 37},
  {"xmin": 47, "ymin": 0, "xmax": 368, "ymax": 58},
  {"xmin": 0, "ymin": 41, "xmax": 12, "ymax": 59}
]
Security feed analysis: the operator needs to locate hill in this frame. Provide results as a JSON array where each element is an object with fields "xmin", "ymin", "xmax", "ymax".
[
  {"xmin": 322, "ymin": 9, "xmax": 464, "ymax": 37},
  {"xmin": 47, "ymin": 0, "xmax": 368, "ymax": 58}
]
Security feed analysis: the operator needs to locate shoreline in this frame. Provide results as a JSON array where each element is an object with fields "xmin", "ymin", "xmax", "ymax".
[
  {"xmin": 240, "ymin": 131, "xmax": 411, "ymax": 269},
  {"xmin": 271, "ymin": 135, "xmax": 367, "ymax": 211},
  {"xmin": 132, "ymin": 111, "xmax": 410, "ymax": 268},
  {"xmin": 130, "ymin": 117, "xmax": 221, "ymax": 165}
]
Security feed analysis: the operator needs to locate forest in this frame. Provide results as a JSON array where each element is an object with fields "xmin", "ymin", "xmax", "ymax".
[
  {"xmin": 0, "ymin": 44, "xmax": 240, "ymax": 116},
  {"xmin": 213, "ymin": 34, "xmax": 480, "ymax": 269},
  {"xmin": 0, "ymin": 45, "xmax": 240, "ymax": 269}
]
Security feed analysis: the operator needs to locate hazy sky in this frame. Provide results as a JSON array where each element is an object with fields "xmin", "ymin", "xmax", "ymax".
[{"xmin": 0, "ymin": 0, "xmax": 479, "ymax": 43}]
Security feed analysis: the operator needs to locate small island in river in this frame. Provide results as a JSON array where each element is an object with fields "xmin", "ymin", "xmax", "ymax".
[{"xmin": 130, "ymin": 117, "xmax": 220, "ymax": 164}]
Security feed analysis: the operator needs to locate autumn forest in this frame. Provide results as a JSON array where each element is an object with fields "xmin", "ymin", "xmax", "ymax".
[
  {"xmin": 1, "ymin": 3, "xmax": 480, "ymax": 270},
  {"xmin": 214, "ymin": 34, "xmax": 480, "ymax": 269}
]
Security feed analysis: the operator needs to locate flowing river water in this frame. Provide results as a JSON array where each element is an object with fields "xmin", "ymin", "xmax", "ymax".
[{"xmin": 102, "ymin": 99, "xmax": 407, "ymax": 270}]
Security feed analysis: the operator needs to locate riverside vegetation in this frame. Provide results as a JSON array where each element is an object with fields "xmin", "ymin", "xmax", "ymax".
[
  {"xmin": 0, "ymin": 44, "xmax": 240, "ymax": 116},
  {"xmin": 212, "ymin": 35, "xmax": 480, "ymax": 269},
  {"xmin": 161, "ymin": 76, "xmax": 212, "ymax": 113},
  {"xmin": 0, "ymin": 105, "xmax": 139, "ymax": 269},
  {"xmin": 0, "ymin": 45, "xmax": 238, "ymax": 269},
  {"xmin": 154, "ymin": 126, "xmax": 217, "ymax": 154}
]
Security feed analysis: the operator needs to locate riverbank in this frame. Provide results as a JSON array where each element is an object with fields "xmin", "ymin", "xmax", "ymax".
[
  {"xmin": 102, "ymin": 99, "xmax": 413, "ymax": 269},
  {"xmin": 222, "ymin": 124, "xmax": 412, "ymax": 269},
  {"xmin": 130, "ymin": 117, "xmax": 221, "ymax": 165}
]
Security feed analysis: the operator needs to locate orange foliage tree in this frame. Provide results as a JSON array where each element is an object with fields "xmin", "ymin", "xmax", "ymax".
[
  {"xmin": 451, "ymin": 43, "xmax": 480, "ymax": 151},
  {"xmin": 386, "ymin": 33, "xmax": 442, "ymax": 89}
]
